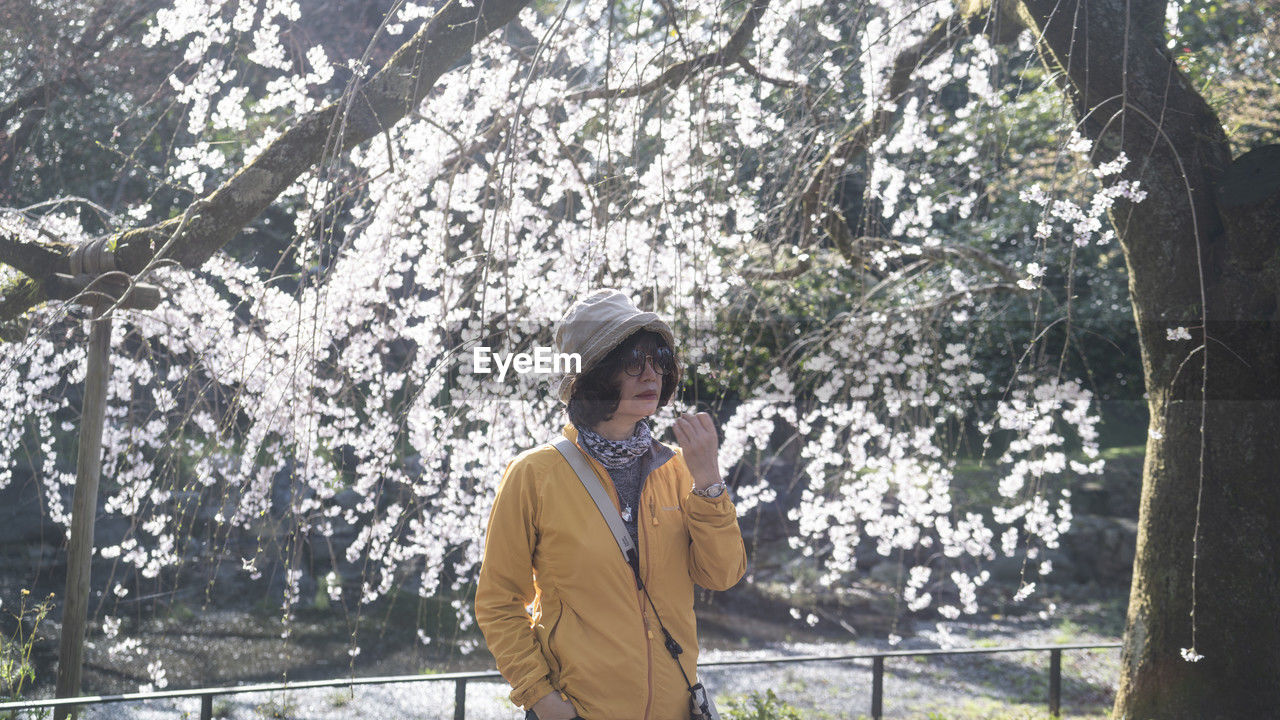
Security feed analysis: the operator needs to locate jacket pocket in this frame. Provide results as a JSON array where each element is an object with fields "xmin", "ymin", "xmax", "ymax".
[
  {"xmin": 544, "ymin": 599, "xmax": 586, "ymax": 713},
  {"xmin": 535, "ymin": 591, "xmax": 565, "ymax": 687}
]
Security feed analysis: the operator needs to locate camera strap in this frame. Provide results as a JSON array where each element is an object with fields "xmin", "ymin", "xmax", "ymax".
[{"xmin": 552, "ymin": 437, "xmax": 720, "ymax": 720}]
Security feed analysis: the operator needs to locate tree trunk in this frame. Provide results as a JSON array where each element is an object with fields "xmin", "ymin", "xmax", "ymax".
[{"xmin": 1018, "ymin": 0, "xmax": 1280, "ymax": 716}]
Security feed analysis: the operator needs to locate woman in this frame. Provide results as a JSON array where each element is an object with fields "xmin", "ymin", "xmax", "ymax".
[{"xmin": 475, "ymin": 288, "xmax": 747, "ymax": 720}]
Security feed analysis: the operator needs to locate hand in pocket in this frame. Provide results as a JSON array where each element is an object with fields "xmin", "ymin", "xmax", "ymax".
[{"xmin": 530, "ymin": 690, "xmax": 578, "ymax": 719}]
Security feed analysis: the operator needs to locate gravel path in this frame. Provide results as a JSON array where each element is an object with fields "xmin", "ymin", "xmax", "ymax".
[{"xmin": 71, "ymin": 620, "xmax": 1120, "ymax": 720}]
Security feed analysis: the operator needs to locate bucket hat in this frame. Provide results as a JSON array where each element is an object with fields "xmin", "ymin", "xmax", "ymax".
[{"xmin": 553, "ymin": 289, "xmax": 676, "ymax": 404}]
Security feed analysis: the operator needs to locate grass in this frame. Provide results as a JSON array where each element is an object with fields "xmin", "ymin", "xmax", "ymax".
[
  {"xmin": 779, "ymin": 668, "xmax": 807, "ymax": 695},
  {"xmin": 1055, "ymin": 594, "xmax": 1128, "ymax": 637},
  {"xmin": 720, "ymin": 689, "xmax": 804, "ymax": 720},
  {"xmin": 822, "ymin": 709, "xmax": 1107, "ymax": 720},
  {"xmin": 328, "ymin": 688, "xmax": 354, "ymax": 707},
  {"xmin": 949, "ymin": 443, "xmax": 1144, "ymax": 516},
  {"xmin": 253, "ymin": 694, "xmax": 298, "ymax": 719},
  {"xmin": 952, "ymin": 443, "xmax": 1143, "ymax": 475},
  {"xmin": 916, "ymin": 701, "xmax": 1109, "ymax": 719},
  {"xmin": 1097, "ymin": 445, "xmax": 1144, "ymax": 460},
  {"xmin": 163, "ymin": 600, "xmax": 197, "ymax": 624},
  {"xmin": 1051, "ymin": 618, "xmax": 1086, "ymax": 644}
]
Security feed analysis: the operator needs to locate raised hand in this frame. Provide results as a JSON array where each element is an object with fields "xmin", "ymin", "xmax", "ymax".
[{"xmin": 672, "ymin": 411, "xmax": 721, "ymax": 491}]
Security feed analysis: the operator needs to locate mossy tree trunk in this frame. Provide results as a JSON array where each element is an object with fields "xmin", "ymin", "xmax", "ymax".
[{"xmin": 1018, "ymin": 0, "xmax": 1280, "ymax": 716}]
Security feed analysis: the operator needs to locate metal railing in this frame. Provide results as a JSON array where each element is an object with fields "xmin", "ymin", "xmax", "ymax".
[{"xmin": 0, "ymin": 642, "xmax": 1120, "ymax": 719}]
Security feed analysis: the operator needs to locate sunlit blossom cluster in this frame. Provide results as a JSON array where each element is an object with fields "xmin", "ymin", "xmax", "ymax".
[{"xmin": 721, "ymin": 308, "xmax": 1099, "ymax": 617}]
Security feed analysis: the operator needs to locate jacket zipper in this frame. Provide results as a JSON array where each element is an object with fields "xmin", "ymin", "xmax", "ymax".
[
  {"xmin": 639, "ymin": 485, "xmax": 654, "ymax": 720},
  {"xmin": 577, "ymin": 432, "xmax": 657, "ymax": 719}
]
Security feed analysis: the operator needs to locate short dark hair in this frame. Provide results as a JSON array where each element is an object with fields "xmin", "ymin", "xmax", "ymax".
[{"xmin": 566, "ymin": 330, "xmax": 681, "ymax": 429}]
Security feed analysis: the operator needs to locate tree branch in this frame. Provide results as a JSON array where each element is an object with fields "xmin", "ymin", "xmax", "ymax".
[
  {"xmin": 907, "ymin": 282, "xmax": 1023, "ymax": 311},
  {"xmin": 1018, "ymin": 0, "xmax": 1231, "ymax": 341},
  {"xmin": 567, "ymin": 0, "xmax": 772, "ymax": 102},
  {"xmin": 0, "ymin": 0, "xmax": 534, "ymax": 324},
  {"xmin": 740, "ymin": 256, "xmax": 812, "ymax": 280},
  {"xmin": 796, "ymin": 6, "xmax": 1005, "ymax": 264},
  {"xmin": 735, "ymin": 56, "xmax": 804, "ymax": 89},
  {"xmin": 912, "ymin": 241, "xmax": 1023, "ymax": 284},
  {"xmin": 0, "ymin": 230, "xmax": 70, "ymax": 278},
  {"xmin": 0, "ymin": 277, "xmax": 45, "ymax": 336}
]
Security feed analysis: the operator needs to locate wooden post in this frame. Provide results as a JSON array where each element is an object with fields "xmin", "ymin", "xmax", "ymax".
[
  {"xmin": 1048, "ymin": 648, "xmax": 1062, "ymax": 717},
  {"xmin": 54, "ymin": 306, "xmax": 113, "ymax": 720}
]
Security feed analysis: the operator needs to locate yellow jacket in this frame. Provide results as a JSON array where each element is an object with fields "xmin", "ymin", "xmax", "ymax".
[{"xmin": 475, "ymin": 422, "xmax": 747, "ymax": 720}]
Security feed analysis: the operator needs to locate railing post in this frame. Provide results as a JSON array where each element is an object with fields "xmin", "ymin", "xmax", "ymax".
[
  {"xmin": 201, "ymin": 693, "xmax": 213, "ymax": 720},
  {"xmin": 871, "ymin": 655, "xmax": 884, "ymax": 720},
  {"xmin": 454, "ymin": 678, "xmax": 467, "ymax": 720},
  {"xmin": 1048, "ymin": 648, "xmax": 1062, "ymax": 717}
]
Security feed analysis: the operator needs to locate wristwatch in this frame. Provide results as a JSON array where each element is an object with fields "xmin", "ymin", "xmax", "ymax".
[{"xmin": 691, "ymin": 481, "xmax": 727, "ymax": 498}]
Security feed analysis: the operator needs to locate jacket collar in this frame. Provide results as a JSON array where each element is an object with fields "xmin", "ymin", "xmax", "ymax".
[{"xmin": 562, "ymin": 422, "xmax": 675, "ymax": 471}]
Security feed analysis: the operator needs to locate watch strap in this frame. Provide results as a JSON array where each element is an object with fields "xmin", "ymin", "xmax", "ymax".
[{"xmin": 692, "ymin": 481, "xmax": 727, "ymax": 498}]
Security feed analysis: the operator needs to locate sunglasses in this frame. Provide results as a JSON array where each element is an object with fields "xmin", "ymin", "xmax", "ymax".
[{"xmin": 620, "ymin": 344, "xmax": 676, "ymax": 377}]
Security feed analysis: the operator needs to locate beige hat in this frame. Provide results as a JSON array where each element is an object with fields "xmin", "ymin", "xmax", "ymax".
[{"xmin": 553, "ymin": 289, "xmax": 677, "ymax": 404}]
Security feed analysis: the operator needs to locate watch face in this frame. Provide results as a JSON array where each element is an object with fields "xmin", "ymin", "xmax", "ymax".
[{"xmin": 702, "ymin": 483, "xmax": 725, "ymax": 498}]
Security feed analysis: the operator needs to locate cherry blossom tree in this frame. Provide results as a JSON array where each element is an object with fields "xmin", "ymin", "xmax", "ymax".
[{"xmin": 0, "ymin": 0, "xmax": 1276, "ymax": 715}]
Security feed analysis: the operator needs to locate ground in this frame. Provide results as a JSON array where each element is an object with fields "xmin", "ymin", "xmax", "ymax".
[{"xmin": 5, "ymin": 580, "xmax": 1127, "ymax": 719}]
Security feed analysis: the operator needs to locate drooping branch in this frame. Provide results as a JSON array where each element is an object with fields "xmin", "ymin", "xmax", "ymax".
[
  {"xmin": 0, "ymin": 278, "xmax": 44, "ymax": 339},
  {"xmin": 0, "ymin": 108, "xmax": 51, "ymax": 201},
  {"xmin": 0, "ymin": 83, "xmax": 57, "ymax": 138},
  {"xmin": 735, "ymin": 56, "xmax": 805, "ymax": 89},
  {"xmin": 566, "ymin": 0, "xmax": 773, "ymax": 102},
  {"xmin": 794, "ymin": 2, "xmax": 1023, "ymax": 264},
  {"xmin": 1017, "ymin": 0, "xmax": 1231, "ymax": 366},
  {"xmin": 125, "ymin": 0, "xmax": 535, "ymax": 270},
  {"xmin": 0, "ymin": 0, "xmax": 534, "ymax": 325},
  {"xmin": 913, "ymin": 241, "xmax": 1023, "ymax": 284},
  {"xmin": 399, "ymin": 0, "xmax": 787, "ymax": 229}
]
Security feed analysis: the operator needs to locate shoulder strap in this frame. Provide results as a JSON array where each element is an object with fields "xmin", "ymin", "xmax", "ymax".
[{"xmin": 550, "ymin": 437, "xmax": 641, "ymax": 583}]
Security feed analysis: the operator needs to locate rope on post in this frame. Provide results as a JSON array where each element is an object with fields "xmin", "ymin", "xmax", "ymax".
[{"xmin": 68, "ymin": 237, "xmax": 117, "ymax": 276}]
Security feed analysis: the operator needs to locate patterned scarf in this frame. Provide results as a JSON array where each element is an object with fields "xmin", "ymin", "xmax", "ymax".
[{"xmin": 576, "ymin": 421, "xmax": 653, "ymax": 469}]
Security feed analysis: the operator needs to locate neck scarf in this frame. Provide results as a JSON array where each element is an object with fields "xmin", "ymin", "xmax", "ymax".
[{"xmin": 576, "ymin": 421, "xmax": 653, "ymax": 469}]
